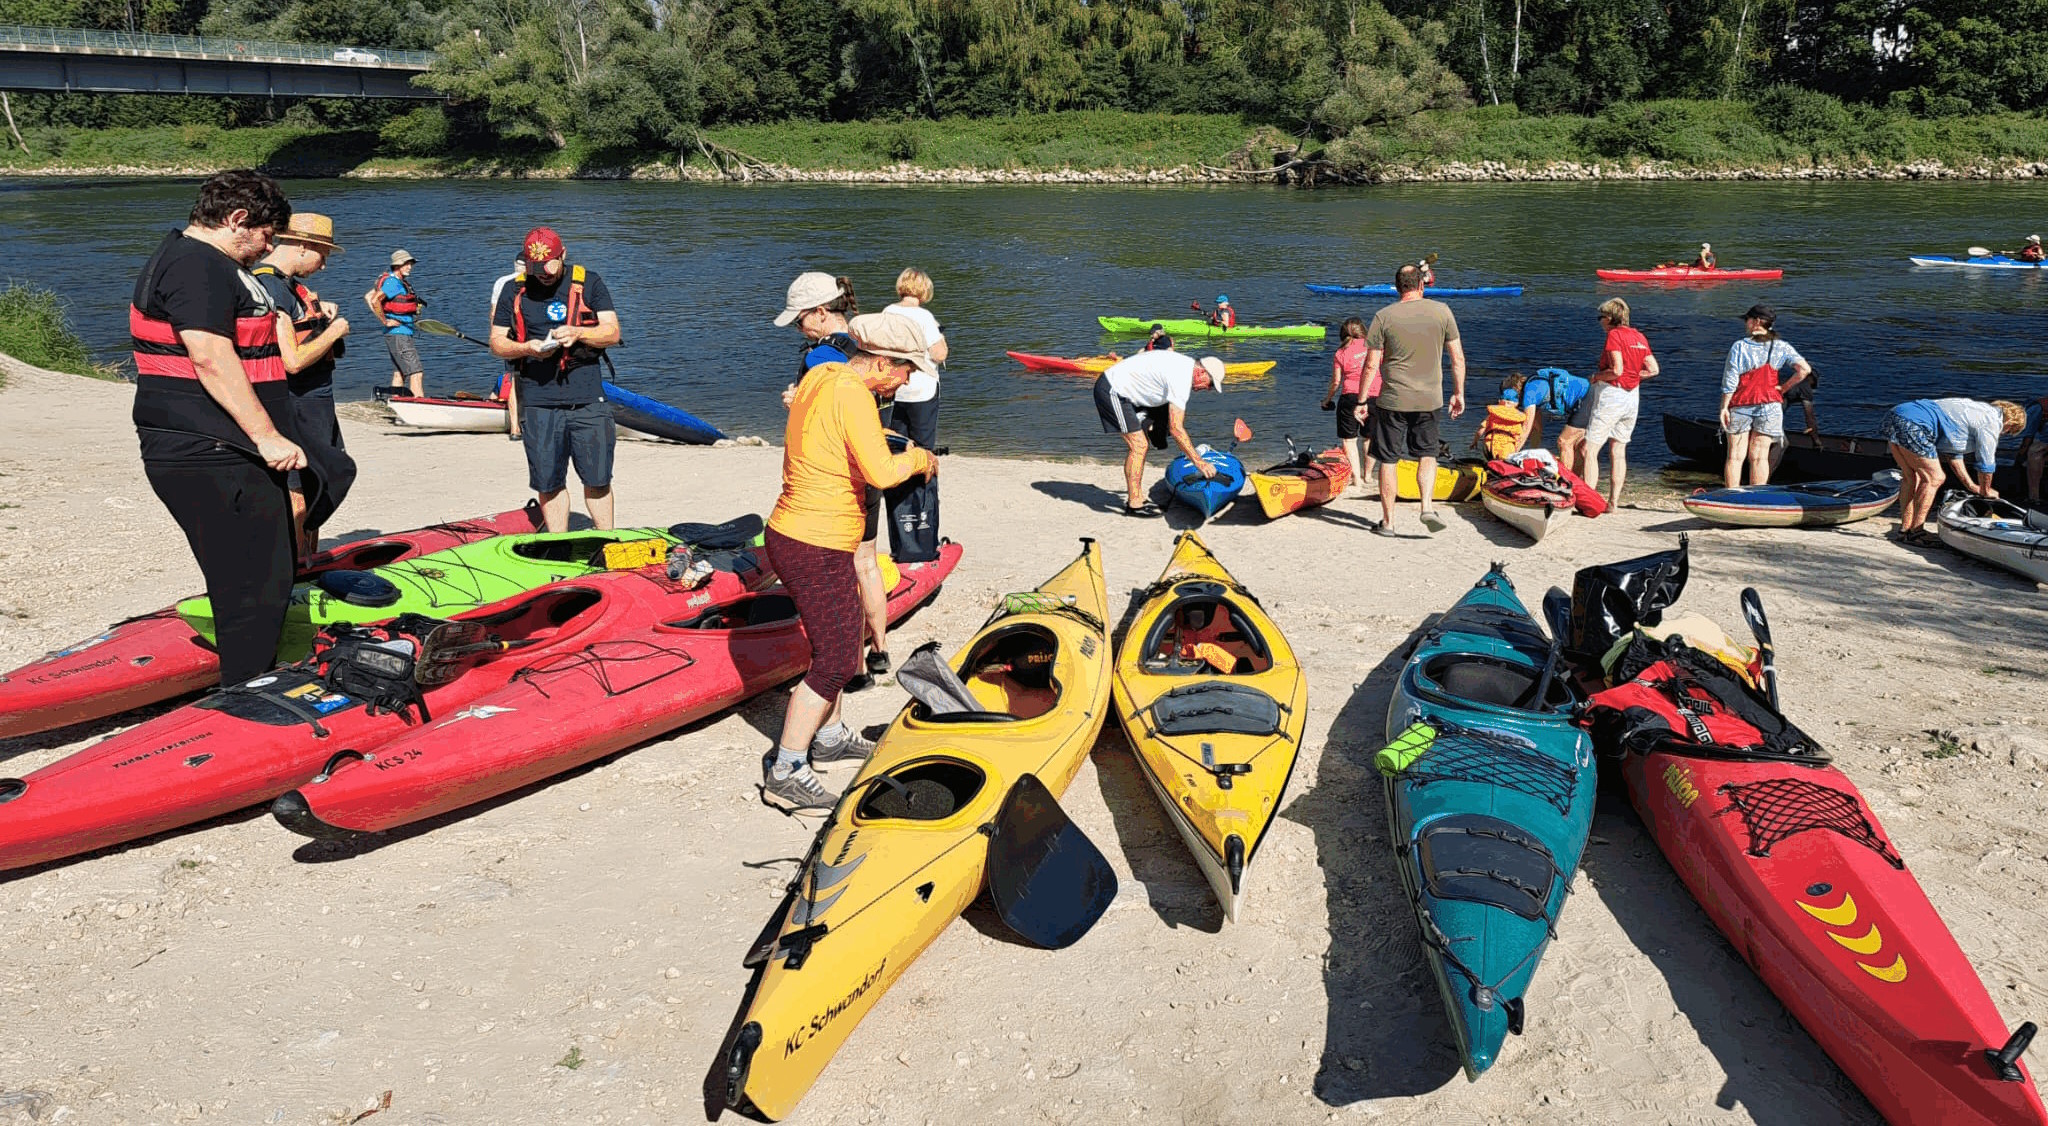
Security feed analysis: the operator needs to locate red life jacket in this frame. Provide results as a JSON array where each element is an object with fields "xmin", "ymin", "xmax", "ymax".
[
  {"xmin": 510, "ymin": 264, "xmax": 601, "ymax": 372},
  {"xmin": 1581, "ymin": 639, "xmax": 1817, "ymax": 764},
  {"xmin": 130, "ymin": 249, "xmax": 284, "ymax": 386},
  {"xmin": 252, "ymin": 263, "xmax": 328, "ymax": 345},
  {"xmin": 375, "ymin": 270, "xmax": 421, "ymax": 316},
  {"xmin": 130, "ymin": 230, "xmax": 289, "ymax": 451},
  {"xmin": 1214, "ymin": 306, "xmax": 1237, "ymax": 329},
  {"xmin": 1728, "ymin": 340, "xmax": 1783, "ymax": 407}
]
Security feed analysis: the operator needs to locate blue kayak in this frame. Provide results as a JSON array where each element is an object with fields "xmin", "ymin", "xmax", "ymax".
[
  {"xmin": 1680, "ymin": 472, "xmax": 1900, "ymax": 527},
  {"xmin": 604, "ymin": 381, "xmax": 726, "ymax": 445},
  {"xmin": 1307, "ymin": 283, "xmax": 1525, "ymax": 298},
  {"xmin": 1907, "ymin": 255, "xmax": 2045, "ymax": 270},
  {"xmin": 1377, "ymin": 564, "xmax": 1595, "ymax": 1081},
  {"xmin": 1163, "ymin": 447, "xmax": 1245, "ymax": 520}
]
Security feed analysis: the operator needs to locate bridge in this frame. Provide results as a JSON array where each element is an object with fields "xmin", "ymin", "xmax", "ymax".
[{"xmin": 0, "ymin": 25, "xmax": 442, "ymax": 98}]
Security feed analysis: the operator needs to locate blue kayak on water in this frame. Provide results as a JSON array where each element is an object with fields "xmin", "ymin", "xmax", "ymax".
[
  {"xmin": 1163, "ymin": 446, "xmax": 1245, "ymax": 520},
  {"xmin": 1906, "ymin": 255, "xmax": 2045, "ymax": 270},
  {"xmin": 603, "ymin": 381, "xmax": 727, "ymax": 445},
  {"xmin": 1377, "ymin": 564, "xmax": 1595, "ymax": 1081},
  {"xmin": 1307, "ymin": 283, "xmax": 1525, "ymax": 298}
]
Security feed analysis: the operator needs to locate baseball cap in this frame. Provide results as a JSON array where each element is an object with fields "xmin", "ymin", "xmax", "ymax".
[
  {"xmin": 774, "ymin": 272, "xmax": 845, "ymax": 327},
  {"xmin": 389, "ymin": 249, "xmax": 414, "ymax": 267},
  {"xmin": 1216, "ymin": 295, "xmax": 1230, "ymax": 305},
  {"xmin": 848, "ymin": 312, "xmax": 937, "ymax": 376},
  {"xmin": 1742, "ymin": 304, "xmax": 1775, "ymax": 324},
  {"xmin": 1199, "ymin": 356, "xmax": 1226, "ymax": 391},
  {"xmin": 523, "ymin": 227, "xmax": 565, "ymax": 267}
]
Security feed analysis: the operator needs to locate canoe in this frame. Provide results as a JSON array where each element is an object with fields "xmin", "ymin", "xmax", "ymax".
[
  {"xmin": 603, "ymin": 381, "xmax": 726, "ymax": 444},
  {"xmin": 1165, "ymin": 447, "xmax": 1247, "ymax": 520},
  {"xmin": 1306, "ymin": 283, "xmax": 1524, "ymax": 298},
  {"xmin": 1004, "ymin": 351, "xmax": 1276, "ymax": 378},
  {"xmin": 1379, "ymin": 564, "xmax": 1594, "ymax": 1079},
  {"xmin": 0, "ymin": 505, "xmax": 545, "ymax": 740},
  {"xmin": 0, "ymin": 562, "xmax": 768, "ymax": 873},
  {"xmin": 1481, "ymin": 469, "xmax": 1575, "ymax": 542},
  {"xmin": 384, "ymin": 394, "xmax": 507, "ymax": 432},
  {"xmin": 1112, "ymin": 533, "xmax": 1304, "ymax": 921},
  {"xmin": 1572, "ymin": 551, "xmax": 2048, "ymax": 1125},
  {"xmin": 1249, "ymin": 447, "xmax": 1350, "ymax": 518},
  {"xmin": 1396, "ymin": 458, "xmax": 1489, "ymax": 501},
  {"xmin": 1680, "ymin": 473, "xmax": 1900, "ymax": 527},
  {"xmin": 1909, "ymin": 255, "xmax": 2046, "ymax": 270},
  {"xmin": 1660, "ymin": 414, "xmax": 2029, "ymax": 495},
  {"xmin": 1935, "ymin": 495, "xmax": 2048, "ymax": 584},
  {"xmin": 715, "ymin": 539, "xmax": 1114, "ymax": 1121},
  {"xmin": 1098, "ymin": 316, "xmax": 1327, "ymax": 340},
  {"xmin": 276, "ymin": 542, "xmax": 962, "ymax": 838},
  {"xmin": 1596, "ymin": 266, "xmax": 1783, "ymax": 282}
]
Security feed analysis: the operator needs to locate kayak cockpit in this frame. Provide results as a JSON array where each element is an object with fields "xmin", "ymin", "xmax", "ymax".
[
  {"xmin": 663, "ymin": 593, "xmax": 799, "ymax": 632},
  {"xmin": 853, "ymin": 758, "xmax": 987, "ymax": 823},
  {"xmin": 1138, "ymin": 582, "xmax": 1272, "ymax": 676},
  {"xmin": 909, "ymin": 624, "xmax": 1064, "ymax": 723},
  {"xmin": 509, "ymin": 533, "xmax": 655, "ymax": 566},
  {"xmin": 1418, "ymin": 652, "xmax": 1575, "ymax": 715}
]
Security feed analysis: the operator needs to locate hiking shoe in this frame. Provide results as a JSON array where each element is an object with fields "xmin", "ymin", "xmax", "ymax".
[
  {"xmin": 810, "ymin": 726, "xmax": 877, "ymax": 764},
  {"xmin": 761, "ymin": 757, "xmax": 838, "ymax": 811},
  {"xmin": 1420, "ymin": 509, "xmax": 1447, "ymax": 533},
  {"xmin": 1371, "ymin": 521, "xmax": 1397, "ymax": 537}
]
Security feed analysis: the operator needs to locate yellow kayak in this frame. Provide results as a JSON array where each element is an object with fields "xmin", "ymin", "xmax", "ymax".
[
  {"xmin": 1394, "ymin": 457, "xmax": 1489, "ymax": 501},
  {"xmin": 1006, "ymin": 350, "xmax": 1276, "ymax": 378},
  {"xmin": 1110, "ymin": 532, "xmax": 1305, "ymax": 922},
  {"xmin": 716, "ymin": 539, "xmax": 1115, "ymax": 1122}
]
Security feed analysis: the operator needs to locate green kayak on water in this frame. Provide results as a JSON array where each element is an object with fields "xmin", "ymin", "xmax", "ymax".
[{"xmin": 1098, "ymin": 316, "xmax": 1328, "ymax": 340}]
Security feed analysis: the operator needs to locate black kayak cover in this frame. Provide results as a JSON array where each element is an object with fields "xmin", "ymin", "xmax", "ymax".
[{"xmin": 1565, "ymin": 535, "xmax": 1688, "ymax": 661}]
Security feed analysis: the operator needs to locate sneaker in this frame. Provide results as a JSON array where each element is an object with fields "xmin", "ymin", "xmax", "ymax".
[
  {"xmin": 1371, "ymin": 521, "xmax": 1397, "ymax": 538},
  {"xmin": 810, "ymin": 726, "xmax": 877, "ymax": 764},
  {"xmin": 761, "ymin": 756, "xmax": 838, "ymax": 811},
  {"xmin": 1420, "ymin": 509, "xmax": 1447, "ymax": 533},
  {"xmin": 865, "ymin": 650, "xmax": 891, "ymax": 677}
]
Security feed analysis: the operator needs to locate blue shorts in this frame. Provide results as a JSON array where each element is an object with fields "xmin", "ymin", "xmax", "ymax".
[
  {"xmin": 1726, "ymin": 402, "xmax": 1784, "ymax": 440},
  {"xmin": 521, "ymin": 400, "xmax": 615, "ymax": 492},
  {"xmin": 1881, "ymin": 404, "xmax": 1940, "ymax": 460}
]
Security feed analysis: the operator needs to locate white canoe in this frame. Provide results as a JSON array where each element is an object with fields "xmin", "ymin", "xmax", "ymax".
[
  {"xmin": 1936, "ymin": 496, "xmax": 2048, "ymax": 584},
  {"xmin": 385, "ymin": 396, "xmax": 508, "ymax": 432},
  {"xmin": 1907, "ymin": 255, "xmax": 2045, "ymax": 270},
  {"xmin": 1480, "ymin": 485, "xmax": 1573, "ymax": 543}
]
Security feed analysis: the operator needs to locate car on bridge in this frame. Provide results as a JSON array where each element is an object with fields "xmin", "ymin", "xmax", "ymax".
[{"xmin": 330, "ymin": 47, "xmax": 382, "ymax": 62}]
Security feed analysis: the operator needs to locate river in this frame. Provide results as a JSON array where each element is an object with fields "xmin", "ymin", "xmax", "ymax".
[{"xmin": 5, "ymin": 177, "xmax": 2044, "ymax": 469}]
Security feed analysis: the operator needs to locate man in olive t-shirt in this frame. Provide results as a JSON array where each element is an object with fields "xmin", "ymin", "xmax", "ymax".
[{"xmin": 1357, "ymin": 263, "xmax": 1467, "ymax": 534}]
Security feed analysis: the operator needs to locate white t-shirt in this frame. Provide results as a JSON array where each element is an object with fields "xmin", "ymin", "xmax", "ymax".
[
  {"xmin": 1105, "ymin": 350, "xmax": 1198, "ymax": 410},
  {"xmin": 491, "ymin": 272, "xmax": 521, "ymax": 374},
  {"xmin": 885, "ymin": 301, "xmax": 945, "ymax": 404}
]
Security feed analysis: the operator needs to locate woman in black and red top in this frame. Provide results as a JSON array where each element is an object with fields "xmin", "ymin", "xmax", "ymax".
[{"xmin": 130, "ymin": 170, "xmax": 304, "ymax": 683}]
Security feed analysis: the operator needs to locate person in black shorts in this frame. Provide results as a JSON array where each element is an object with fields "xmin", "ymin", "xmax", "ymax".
[
  {"xmin": 252, "ymin": 211, "xmax": 353, "ymax": 556},
  {"xmin": 129, "ymin": 170, "xmax": 306, "ymax": 683},
  {"xmin": 1359, "ymin": 263, "xmax": 1466, "ymax": 535}
]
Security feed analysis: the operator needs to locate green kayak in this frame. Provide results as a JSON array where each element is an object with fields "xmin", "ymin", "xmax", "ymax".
[
  {"xmin": 1098, "ymin": 316, "xmax": 1328, "ymax": 340},
  {"xmin": 178, "ymin": 517, "xmax": 761, "ymax": 660}
]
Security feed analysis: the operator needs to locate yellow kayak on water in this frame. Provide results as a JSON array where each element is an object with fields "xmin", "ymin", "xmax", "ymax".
[
  {"xmin": 1110, "ymin": 532, "xmax": 1305, "ymax": 922},
  {"xmin": 715, "ymin": 538, "xmax": 1116, "ymax": 1122},
  {"xmin": 1394, "ymin": 457, "xmax": 1489, "ymax": 501}
]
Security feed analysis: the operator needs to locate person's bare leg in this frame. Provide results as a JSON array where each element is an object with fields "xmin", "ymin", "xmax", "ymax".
[
  {"xmin": 409, "ymin": 370, "xmax": 425, "ymax": 399},
  {"xmin": 1378, "ymin": 460, "xmax": 1399, "ymax": 528},
  {"xmin": 1608, "ymin": 442, "xmax": 1628, "ymax": 506},
  {"xmin": 1723, "ymin": 437, "xmax": 1744, "ymax": 489},
  {"xmin": 1556, "ymin": 427, "xmax": 1586, "ymax": 476},
  {"xmin": 1121, "ymin": 432, "xmax": 1148, "ymax": 507},
  {"xmin": 584, "ymin": 484, "xmax": 613, "ymax": 530},
  {"xmin": 854, "ymin": 537, "xmax": 887, "ymax": 661},
  {"xmin": 1417, "ymin": 454, "xmax": 1442, "ymax": 528},
  {"xmin": 775, "ymin": 684, "xmax": 841, "ymax": 759},
  {"xmin": 1580, "ymin": 437, "xmax": 1605, "ymax": 492},
  {"xmin": 1888, "ymin": 445, "xmax": 1914, "ymax": 532},
  {"xmin": 1747, "ymin": 434, "xmax": 1773, "ymax": 486},
  {"xmin": 537, "ymin": 488, "xmax": 570, "ymax": 533},
  {"xmin": 1340, "ymin": 437, "xmax": 1364, "ymax": 494},
  {"xmin": 1768, "ymin": 433, "xmax": 1788, "ymax": 475},
  {"xmin": 1801, "ymin": 401, "xmax": 1819, "ymax": 435}
]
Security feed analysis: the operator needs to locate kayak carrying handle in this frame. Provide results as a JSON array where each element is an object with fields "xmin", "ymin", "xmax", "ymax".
[
  {"xmin": 311, "ymin": 748, "xmax": 367, "ymax": 784},
  {"xmin": 1988, "ymin": 1022, "xmax": 2037, "ymax": 1082}
]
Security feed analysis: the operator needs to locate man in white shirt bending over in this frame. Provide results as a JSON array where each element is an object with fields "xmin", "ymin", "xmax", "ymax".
[{"xmin": 1093, "ymin": 350, "xmax": 1224, "ymax": 516}]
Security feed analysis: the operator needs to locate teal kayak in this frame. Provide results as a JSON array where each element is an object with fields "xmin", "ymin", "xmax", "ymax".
[
  {"xmin": 1377, "ymin": 564, "xmax": 1595, "ymax": 1080},
  {"xmin": 1098, "ymin": 316, "xmax": 1327, "ymax": 340}
]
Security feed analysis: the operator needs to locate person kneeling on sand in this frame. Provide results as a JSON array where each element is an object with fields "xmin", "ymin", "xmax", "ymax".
[{"xmin": 1094, "ymin": 350, "xmax": 1224, "ymax": 516}]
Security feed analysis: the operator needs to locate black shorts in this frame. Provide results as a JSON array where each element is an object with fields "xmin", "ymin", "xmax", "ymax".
[
  {"xmin": 1093, "ymin": 374, "xmax": 1159, "ymax": 436},
  {"xmin": 1370, "ymin": 408, "xmax": 1441, "ymax": 461},
  {"xmin": 863, "ymin": 484, "xmax": 882, "ymax": 543},
  {"xmin": 520, "ymin": 400, "xmax": 615, "ymax": 493},
  {"xmin": 1336, "ymin": 392, "xmax": 1363, "ymax": 440}
]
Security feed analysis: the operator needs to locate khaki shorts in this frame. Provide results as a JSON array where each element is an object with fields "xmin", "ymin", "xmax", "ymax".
[{"xmin": 1582, "ymin": 385, "xmax": 1639, "ymax": 448}]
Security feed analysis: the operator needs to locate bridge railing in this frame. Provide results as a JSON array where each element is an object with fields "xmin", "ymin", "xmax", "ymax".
[{"xmin": 0, "ymin": 24, "xmax": 437, "ymax": 68}]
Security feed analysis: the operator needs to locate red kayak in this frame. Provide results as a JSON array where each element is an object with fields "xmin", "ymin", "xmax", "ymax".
[
  {"xmin": 1596, "ymin": 266, "xmax": 1784, "ymax": 282},
  {"xmin": 0, "ymin": 554, "xmax": 772, "ymax": 873},
  {"xmin": 1005, "ymin": 350, "xmax": 1116, "ymax": 374},
  {"xmin": 273, "ymin": 541, "xmax": 962, "ymax": 837},
  {"xmin": 0, "ymin": 506, "xmax": 544, "ymax": 740}
]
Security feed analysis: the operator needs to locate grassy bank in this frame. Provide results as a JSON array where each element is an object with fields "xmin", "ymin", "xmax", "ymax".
[
  {"xmin": 0, "ymin": 283, "xmax": 109, "ymax": 386},
  {"xmin": 2, "ymin": 103, "xmax": 2045, "ymax": 178}
]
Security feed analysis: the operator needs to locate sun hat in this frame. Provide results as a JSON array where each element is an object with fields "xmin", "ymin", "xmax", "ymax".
[
  {"xmin": 774, "ymin": 272, "xmax": 845, "ymax": 327},
  {"xmin": 1742, "ymin": 303, "xmax": 1775, "ymax": 326},
  {"xmin": 2030, "ymin": 235, "xmax": 2042, "ymax": 245},
  {"xmin": 847, "ymin": 312, "xmax": 937, "ymax": 376},
  {"xmin": 1199, "ymin": 356, "xmax": 1226, "ymax": 392},
  {"xmin": 389, "ymin": 248, "xmax": 415, "ymax": 267},
  {"xmin": 1701, "ymin": 242, "xmax": 1712, "ymax": 250},
  {"xmin": 277, "ymin": 213, "xmax": 341, "ymax": 253}
]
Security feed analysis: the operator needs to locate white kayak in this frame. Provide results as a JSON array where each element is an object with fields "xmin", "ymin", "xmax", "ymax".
[
  {"xmin": 384, "ymin": 395, "xmax": 508, "ymax": 432},
  {"xmin": 1935, "ymin": 496, "xmax": 2048, "ymax": 584},
  {"xmin": 1907, "ymin": 255, "xmax": 2045, "ymax": 270}
]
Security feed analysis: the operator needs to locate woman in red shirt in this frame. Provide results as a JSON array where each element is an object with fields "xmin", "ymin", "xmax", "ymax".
[
  {"xmin": 1321, "ymin": 317, "xmax": 1375, "ymax": 492},
  {"xmin": 1574, "ymin": 298, "xmax": 1657, "ymax": 504}
]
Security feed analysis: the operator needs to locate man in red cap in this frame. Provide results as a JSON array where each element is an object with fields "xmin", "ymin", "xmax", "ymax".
[{"xmin": 489, "ymin": 226, "xmax": 623, "ymax": 531}]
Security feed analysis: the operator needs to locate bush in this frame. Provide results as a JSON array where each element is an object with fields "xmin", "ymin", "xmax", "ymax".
[
  {"xmin": 380, "ymin": 107, "xmax": 452, "ymax": 157},
  {"xmin": 885, "ymin": 123, "xmax": 922, "ymax": 161},
  {"xmin": 1753, "ymin": 85, "xmax": 1862, "ymax": 154},
  {"xmin": 0, "ymin": 283, "xmax": 99, "ymax": 378}
]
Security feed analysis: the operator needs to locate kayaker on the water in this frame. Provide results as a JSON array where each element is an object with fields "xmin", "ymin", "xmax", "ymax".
[
  {"xmin": 1095, "ymin": 350, "xmax": 1224, "ymax": 516},
  {"xmin": 776, "ymin": 271, "xmax": 896, "ymax": 685},
  {"xmin": 1144, "ymin": 323, "xmax": 1174, "ymax": 352},
  {"xmin": 488, "ymin": 226, "xmax": 621, "ymax": 533},
  {"xmin": 1881, "ymin": 397, "xmax": 2025, "ymax": 545},
  {"xmin": 365, "ymin": 249, "xmax": 426, "ymax": 398},
  {"xmin": 1566, "ymin": 298, "xmax": 1657, "ymax": 506},
  {"xmin": 1717, "ymin": 304, "xmax": 1810, "ymax": 489},
  {"xmin": 252, "ymin": 211, "xmax": 354, "ymax": 557},
  {"xmin": 1357, "ymin": 262, "xmax": 1465, "ymax": 535},
  {"xmin": 1207, "ymin": 295, "xmax": 1237, "ymax": 330},
  {"xmin": 1321, "ymin": 317, "xmax": 1376, "ymax": 494},
  {"xmin": 130, "ymin": 170, "xmax": 305, "ymax": 685},
  {"xmin": 882, "ymin": 268, "xmax": 946, "ymax": 562},
  {"xmin": 761, "ymin": 312, "xmax": 939, "ymax": 811},
  {"xmin": 1694, "ymin": 243, "xmax": 1716, "ymax": 269},
  {"xmin": 2011, "ymin": 234, "xmax": 2045, "ymax": 263}
]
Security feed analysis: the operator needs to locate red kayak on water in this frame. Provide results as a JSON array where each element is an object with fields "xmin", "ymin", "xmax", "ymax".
[
  {"xmin": 273, "ymin": 541, "xmax": 962, "ymax": 838},
  {"xmin": 0, "ymin": 506, "xmax": 546, "ymax": 740},
  {"xmin": 1005, "ymin": 350, "xmax": 1117, "ymax": 374},
  {"xmin": 1596, "ymin": 266, "xmax": 1784, "ymax": 282},
  {"xmin": 0, "ymin": 549, "xmax": 775, "ymax": 873}
]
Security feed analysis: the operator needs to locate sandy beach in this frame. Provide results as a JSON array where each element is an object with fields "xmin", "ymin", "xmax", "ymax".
[{"xmin": 1, "ymin": 357, "xmax": 2044, "ymax": 1125}]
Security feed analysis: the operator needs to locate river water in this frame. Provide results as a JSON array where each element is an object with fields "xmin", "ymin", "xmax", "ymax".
[{"xmin": 6, "ymin": 177, "xmax": 2044, "ymax": 468}]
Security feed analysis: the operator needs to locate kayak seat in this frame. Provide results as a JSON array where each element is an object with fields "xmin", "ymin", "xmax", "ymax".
[
  {"xmin": 315, "ymin": 569, "xmax": 401, "ymax": 608},
  {"xmin": 1139, "ymin": 590, "xmax": 1271, "ymax": 676},
  {"xmin": 916, "ymin": 625, "xmax": 1060, "ymax": 722},
  {"xmin": 856, "ymin": 759, "xmax": 985, "ymax": 822},
  {"xmin": 1422, "ymin": 653, "xmax": 1573, "ymax": 713},
  {"xmin": 1149, "ymin": 682, "xmax": 1283, "ymax": 737},
  {"xmin": 1416, "ymin": 813, "xmax": 1558, "ymax": 921},
  {"xmin": 667, "ymin": 594, "xmax": 799, "ymax": 631}
]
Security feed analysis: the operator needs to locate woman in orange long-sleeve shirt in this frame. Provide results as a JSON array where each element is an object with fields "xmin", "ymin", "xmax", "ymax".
[{"xmin": 760, "ymin": 312, "xmax": 939, "ymax": 810}]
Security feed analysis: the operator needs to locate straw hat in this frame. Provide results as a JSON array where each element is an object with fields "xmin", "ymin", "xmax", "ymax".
[{"xmin": 277, "ymin": 212, "xmax": 341, "ymax": 253}]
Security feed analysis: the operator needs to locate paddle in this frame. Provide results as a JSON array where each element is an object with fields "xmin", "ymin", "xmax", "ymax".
[
  {"xmin": 1739, "ymin": 587, "xmax": 1780, "ymax": 710},
  {"xmin": 415, "ymin": 318, "xmax": 491, "ymax": 349},
  {"xmin": 1968, "ymin": 245, "xmax": 1994, "ymax": 257}
]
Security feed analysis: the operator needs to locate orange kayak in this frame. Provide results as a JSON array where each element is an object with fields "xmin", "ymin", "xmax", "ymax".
[{"xmin": 1250, "ymin": 448, "xmax": 1352, "ymax": 518}]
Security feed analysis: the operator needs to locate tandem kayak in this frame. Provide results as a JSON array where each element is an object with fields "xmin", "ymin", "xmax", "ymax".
[
  {"xmin": 0, "ymin": 505, "xmax": 546, "ymax": 740},
  {"xmin": 1307, "ymin": 283, "xmax": 1524, "ymax": 298},
  {"xmin": 1098, "ymin": 316, "xmax": 1327, "ymax": 340},
  {"xmin": 1680, "ymin": 473, "xmax": 1901, "ymax": 528},
  {"xmin": 1935, "ymin": 495, "xmax": 2048, "ymax": 585},
  {"xmin": 1596, "ymin": 266, "xmax": 1783, "ymax": 282},
  {"xmin": 1003, "ymin": 351, "xmax": 1277, "ymax": 378},
  {"xmin": 1908, "ymin": 255, "xmax": 2046, "ymax": 270},
  {"xmin": 1249, "ymin": 447, "xmax": 1350, "ymax": 518},
  {"xmin": 1165, "ymin": 447, "xmax": 1247, "ymax": 520},
  {"xmin": 1380, "ymin": 564, "xmax": 1594, "ymax": 1079}
]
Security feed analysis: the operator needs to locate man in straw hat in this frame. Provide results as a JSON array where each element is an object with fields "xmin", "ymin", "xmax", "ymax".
[
  {"xmin": 367, "ymin": 247, "xmax": 426, "ymax": 398},
  {"xmin": 253, "ymin": 212, "xmax": 354, "ymax": 555}
]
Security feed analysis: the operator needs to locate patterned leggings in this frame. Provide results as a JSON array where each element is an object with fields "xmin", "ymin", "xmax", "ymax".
[{"xmin": 764, "ymin": 526, "xmax": 863, "ymax": 703}]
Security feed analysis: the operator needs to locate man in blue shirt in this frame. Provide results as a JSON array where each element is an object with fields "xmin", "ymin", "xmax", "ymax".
[{"xmin": 365, "ymin": 249, "xmax": 426, "ymax": 398}]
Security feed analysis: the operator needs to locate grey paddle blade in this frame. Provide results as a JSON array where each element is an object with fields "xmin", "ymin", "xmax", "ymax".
[
  {"xmin": 896, "ymin": 641, "xmax": 981, "ymax": 715},
  {"xmin": 984, "ymin": 773, "xmax": 1117, "ymax": 949}
]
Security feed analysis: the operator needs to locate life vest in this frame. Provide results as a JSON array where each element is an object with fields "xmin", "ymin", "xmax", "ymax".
[
  {"xmin": 252, "ymin": 263, "xmax": 330, "ymax": 346},
  {"xmin": 130, "ymin": 253, "xmax": 283, "ymax": 387},
  {"xmin": 1729, "ymin": 340, "xmax": 1783, "ymax": 407},
  {"xmin": 1582, "ymin": 637, "xmax": 1818, "ymax": 764},
  {"xmin": 1476, "ymin": 402, "xmax": 1531, "ymax": 459},
  {"xmin": 510, "ymin": 264, "xmax": 601, "ymax": 372},
  {"xmin": 130, "ymin": 230, "xmax": 289, "ymax": 451},
  {"xmin": 1211, "ymin": 307, "xmax": 1237, "ymax": 329},
  {"xmin": 375, "ymin": 270, "xmax": 421, "ymax": 317}
]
